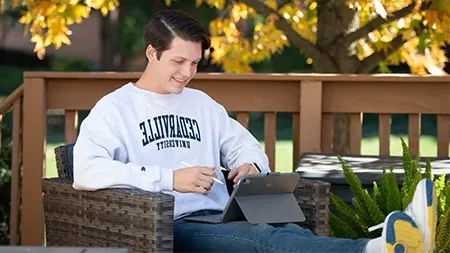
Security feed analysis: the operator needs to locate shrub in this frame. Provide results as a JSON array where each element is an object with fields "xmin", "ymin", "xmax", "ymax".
[
  {"xmin": 0, "ymin": 137, "xmax": 12, "ymax": 245},
  {"xmin": 330, "ymin": 137, "xmax": 450, "ymax": 253}
]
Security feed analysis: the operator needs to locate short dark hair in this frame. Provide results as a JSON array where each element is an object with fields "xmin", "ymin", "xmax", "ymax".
[{"xmin": 144, "ymin": 10, "xmax": 210, "ymax": 60}]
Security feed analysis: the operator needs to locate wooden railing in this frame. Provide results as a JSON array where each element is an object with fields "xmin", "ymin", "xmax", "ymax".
[{"xmin": 1, "ymin": 72, "xmax": 449, "ymax": 246}]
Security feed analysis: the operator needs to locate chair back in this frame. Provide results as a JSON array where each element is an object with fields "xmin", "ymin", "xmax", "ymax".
[{"xmin": 54, "ymin": 143, "xmax": 75, "ymax": 181}]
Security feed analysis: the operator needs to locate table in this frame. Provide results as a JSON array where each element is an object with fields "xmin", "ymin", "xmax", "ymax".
[
  {"xmin": 0, "ymin": 247, "xmax": 129, "ymax": 253},
  {"xmin": 296, "ymin": 153, "xmax": 450, "ymax": 204}
]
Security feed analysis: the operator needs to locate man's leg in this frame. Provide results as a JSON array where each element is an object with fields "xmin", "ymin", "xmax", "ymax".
[{"xmin": 174, "ymin": 211, "xmax": 369, "ymax": 253}]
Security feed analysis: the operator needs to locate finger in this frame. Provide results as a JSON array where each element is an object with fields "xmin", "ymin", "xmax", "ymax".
[
  {"xmin": 197, "ymin": 176, "xmax": 213, "ymax": 188},
  {"xmin": 192, "ymin": 186, "xmax": 208, "ymax": 195},
  {"xmin": 233, "ymin": 167, "xmax": 250, "ymax": 183},
  {"xmin": 196, "ymin": 180, "xmax": 212, "ymax": 191},
  {"xmin": 248, "ymin": 164, "xmax": 259, "ymax": 174},
  {"xmin": 199, "ymin": 167, "xmax": 216, "ymax": 176},
  {"xmin": 228, "ymin": 167, "xmax": 239, "ymax": 180}
]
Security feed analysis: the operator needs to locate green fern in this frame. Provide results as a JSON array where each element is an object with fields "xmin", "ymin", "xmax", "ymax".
[
  {"xmin": 377, "ymin": 167, "xmax": 389, "ymax": 214},
  {"xmin": 372, "ymin": 182, "xmax": 383, "ymax": 213},
  {"xmin": 423, "ymin": 158, "xmax": 433, "ymax": 180},
  {"xmin": 385, "ymin": 165, "xmax": 402, "ymax": 212},
  {"xmin": 330, "ymin": 193, "xmax": 369, "ymax": 237},
  {"xmin": 351, "ymin": 197, "xmax": 372, "ymax": 228},
  {"xmin": 338, "ymin": 156, "xmax": 385, "ymax": 225},
  {"xmin": 400, "ymin": 137, "xmax": 413, "ymax": 208},
  {"xmin": 330, "ymin": 213, "xmax": 359, "ymax": 239},
  {"xmin": 329, "ymin": 137, "xmax": 450, "ymax": 253},
  {"xmin": 436, "ymin": 174, "xmax": 447, "ymax": 217},
  {"xmin": 436, "ymin": 208, "xmax": 450, "ymax": 253}
]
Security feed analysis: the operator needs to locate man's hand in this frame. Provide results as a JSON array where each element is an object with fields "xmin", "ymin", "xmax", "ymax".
[
  {"xmin": 173, "ymin": 166, "xmax": 216, "ymax": 195},
  {"xmin": 228, "ymin": 163, "xmax": 260, "ymax": 187}
]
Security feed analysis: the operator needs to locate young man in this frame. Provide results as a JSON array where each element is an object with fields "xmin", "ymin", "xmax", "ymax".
[{"xmin": 73, "ymin": 9, "xmax": 437, "ymax": 253}]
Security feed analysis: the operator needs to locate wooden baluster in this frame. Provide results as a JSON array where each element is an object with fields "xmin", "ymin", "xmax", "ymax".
[
  {"xmin": 236, "ymin": 112, "xmax": 249, "ymax": 129},
  {"xmin": 408, "ymin": 114, "xmax": 421, "ymax": 156},
  {"xmin": 64, "ymin": 110, "xmax": 78, "ymax": 144},
  {"xmin": 437, "ymin": 114, "xmax": 449, "ymax": 157},
  {"xmin": 264, "ymin": 112, "xmax": 276, "ymax": 171},
  {"xmin": 378, "ymin": 113, "xmax": 391, "ymax": 156},
  {"xmin": 321, "ymin": 113, "xmax": 333, "ymax": 154},
  {"xmin": 349, "ymin": 113, "xmax": 362, "ymax": 155}
]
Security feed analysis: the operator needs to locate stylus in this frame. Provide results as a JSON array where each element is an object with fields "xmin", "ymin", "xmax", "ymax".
[{"xmin": 181, "ymin": 161, "xmax": 224, "ymax": 185}]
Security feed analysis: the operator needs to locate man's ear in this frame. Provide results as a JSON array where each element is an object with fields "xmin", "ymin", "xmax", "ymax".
[{"xmin": 145, "ymin": 44, "xmax": 157, "ymax": 62}]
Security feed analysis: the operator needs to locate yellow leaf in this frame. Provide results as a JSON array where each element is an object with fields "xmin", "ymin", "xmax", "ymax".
[
  {"xmin": 12, "ymin": 0, "xmax": 20, "ymax": 8},
  {"xmin": 54, "ymin": 32, "xmax": 71, "ymax": 48},
  {"xmin": 266, "ymin": 0, "xmax": 277, "ymax": 10},
  {"xmin": 195, "ymin": 0, "xmax": 203, "ymax": 7},
  {"xmin": 100, "ymin": 6, "xmax": 108, "ymax": 16},
  {"xmin": 165, "ymin": 0, "xmax": 171, "ymax": 6}
]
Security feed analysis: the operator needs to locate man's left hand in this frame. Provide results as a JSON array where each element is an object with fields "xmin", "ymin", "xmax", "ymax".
[{"xmin": 228, "ymin": 163, "xmax": 260, "ymax": 187}]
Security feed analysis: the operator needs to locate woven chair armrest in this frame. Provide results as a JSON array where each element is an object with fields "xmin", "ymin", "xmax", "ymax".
[
  {"xmin": 294, "ymin": 178, "xmax": 330, "ymax": 236},
  {"xmin": 42, "ymin": 178, "xmax": 174, "ymax": 253}
]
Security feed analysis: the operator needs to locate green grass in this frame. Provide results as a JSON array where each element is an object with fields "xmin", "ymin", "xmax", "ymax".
[{"xmin": 44, "ymin": 134, "xmax": 449, "ymax": 178}]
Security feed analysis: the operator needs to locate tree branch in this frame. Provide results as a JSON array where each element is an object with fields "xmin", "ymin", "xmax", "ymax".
[
  {"xmin": 341, "ymin": 2, "xmax": 428, "ymax": 46},
  {"xmin": 357, "ymin": 34, "xmax": 405, "ymax": 73},
  {"xmin": 239, "ymin": 0, "xmax": 324, "ymax": 62}
]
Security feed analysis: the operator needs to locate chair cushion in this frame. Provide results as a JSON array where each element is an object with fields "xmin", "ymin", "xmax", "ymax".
[{"xmin": 54, "ymin": 143, "xmax": 75, "ymax": 181}]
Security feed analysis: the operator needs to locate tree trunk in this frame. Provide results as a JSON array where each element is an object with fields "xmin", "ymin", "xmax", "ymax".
[{"xmin": 313, "ymin": 0, "xmax": 361, "ymax": 155}]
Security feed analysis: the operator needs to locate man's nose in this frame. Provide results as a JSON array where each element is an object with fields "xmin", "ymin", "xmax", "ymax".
[{"xmin": 180, "ymin": 63, "xmax": 195, "ymax": 77}]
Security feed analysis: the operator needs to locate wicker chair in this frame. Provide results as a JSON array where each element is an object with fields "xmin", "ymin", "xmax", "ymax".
[{"xmin": 42, "ymin": 144, "xmax": 331, "ymax": 253}]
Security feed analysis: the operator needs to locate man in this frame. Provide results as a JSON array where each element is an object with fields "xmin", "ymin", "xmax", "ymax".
[{"xmin": 73, "ymin": 9, "xmax": 437, "ymax": 253}]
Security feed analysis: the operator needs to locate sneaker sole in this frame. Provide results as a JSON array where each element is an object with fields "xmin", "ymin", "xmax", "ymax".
[
  {"xmin": 384, "ymin": 212, "xmax": 424, "ymax": 253},
  {"xmin": 425, "ymin": 179, "xmax": 437, "ymax": 253}
]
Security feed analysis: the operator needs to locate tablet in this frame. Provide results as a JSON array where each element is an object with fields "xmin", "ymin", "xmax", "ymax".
[{"xmin": 184, "ymin": 172, "xmax": 305, "ymax": 224}]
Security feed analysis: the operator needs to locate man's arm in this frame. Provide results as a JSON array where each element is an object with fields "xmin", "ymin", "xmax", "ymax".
[
  {"xmin": 72, "ymin": 99, "xmax": 173, "ymax": 192},
  {"xmin": 214, "ymin": 102, "xmax": 271, "ymax": 174}
]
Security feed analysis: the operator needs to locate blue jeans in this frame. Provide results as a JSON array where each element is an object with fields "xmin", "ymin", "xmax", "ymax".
[{"xmin": 174, "ymin": 210, "xmax": 369, "ymax": 253}]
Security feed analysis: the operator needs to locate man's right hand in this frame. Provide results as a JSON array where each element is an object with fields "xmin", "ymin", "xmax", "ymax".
[{"xmin": 173, "ymin": 166, "xmax": 216, "ymax": 194}]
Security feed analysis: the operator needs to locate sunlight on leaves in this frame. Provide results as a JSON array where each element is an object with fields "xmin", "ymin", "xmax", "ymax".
[
  {"xmin": 0, "ymin": 0, "xmax": 118, "ymax": 59},
  {"xmin": 1, "ymin": 0, "xmax": 449, "ymax": 74}
]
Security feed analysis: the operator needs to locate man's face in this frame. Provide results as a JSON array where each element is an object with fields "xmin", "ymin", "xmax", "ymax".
[{"xmin": 148, "ymin": 36, "xmax": 203, "ymax": 94}]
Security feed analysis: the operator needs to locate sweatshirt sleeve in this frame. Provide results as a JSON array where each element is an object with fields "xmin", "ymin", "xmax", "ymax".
[
  {"xmin": 214, "ymin": 101, "xmax": 271, "ymax": 173},
  {"xmin": 72, "ymin": 98, "xmax": 173, "ymax": 192}
]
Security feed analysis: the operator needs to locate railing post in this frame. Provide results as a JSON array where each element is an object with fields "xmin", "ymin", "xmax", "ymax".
[
  {"xmin": 22, "ymin": 77, "xmax": 47, "ymax": 245},
  {"xmin": 299, "ymin": 81, "xmax": 323, "ymax": 155}
]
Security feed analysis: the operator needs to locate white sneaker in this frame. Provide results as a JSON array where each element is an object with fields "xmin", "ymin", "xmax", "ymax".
[
  {"xmin": 404, "ymin": 178, "xmax": 438, "ymax": 253},
  {"xmin": 370, "ymin": 211, "xmax": 424, "ymax": 253}
]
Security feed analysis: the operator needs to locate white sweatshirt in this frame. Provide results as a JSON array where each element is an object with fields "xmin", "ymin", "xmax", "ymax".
[{"xmin": 73, "ymin": 82, "xmax": 270, "ymax": 219}]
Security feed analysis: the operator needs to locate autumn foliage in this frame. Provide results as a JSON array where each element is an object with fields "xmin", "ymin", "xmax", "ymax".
[
  {"xmin": 1, "ymin": 0, "xmax": 118, "ymax": 59},
  {"xmin": 1, "ymin": 0, "xmax": 449, "ymax": 74}
]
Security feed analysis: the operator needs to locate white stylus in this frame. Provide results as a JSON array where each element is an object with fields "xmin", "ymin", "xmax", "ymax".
[{"xmin": 181, "ymin": 161, "xmax": 224, "ymax": 185}]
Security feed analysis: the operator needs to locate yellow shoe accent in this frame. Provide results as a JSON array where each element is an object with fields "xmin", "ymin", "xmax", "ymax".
[{"xmin": 383, "ymin": 211, "xmax": 424, "ymax": 253}]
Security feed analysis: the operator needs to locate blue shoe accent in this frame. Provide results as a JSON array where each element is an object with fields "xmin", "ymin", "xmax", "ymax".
[
  {"xmin": 394, "ymin": 244, "xmax": 405, "ymax": 253},
  {"xmin": 425, "ymin": 179, "xmax": 433, "ymax": 207},
  {"xmin": 386, "ymin": 212, "xmax": 418, "ymax": 244}
]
